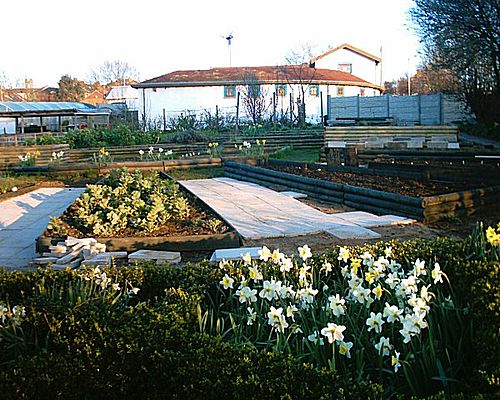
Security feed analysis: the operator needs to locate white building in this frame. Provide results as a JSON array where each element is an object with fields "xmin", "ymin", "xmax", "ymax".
[
  {"xmin": 133, "ymin": 43, "xmax": 383, "ymax": 127},
  {"xmin": 105, "ymin": 85, "xmax": 139, "ymax": 110}
]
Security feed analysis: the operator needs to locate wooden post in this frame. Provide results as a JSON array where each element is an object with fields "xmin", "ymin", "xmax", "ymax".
[
  {"xmin": 235, "ymin": 92, "xmax": 240, "ymax": 132},
  {"xmin": 58, "ymin": 115, "xmax": 62, "ymax": 133},
  {"xmin": 272, "ymin": 92, "xmax": 276, "ymax": 129},
  {"xmin": 215, "ymin": 105, "xmax": 219, "ymax": 132},
  {"xmin": 162, "ymin": 108, "xmax": 166, "ymax": 132},
  {"xmin": 320, "ymin": 91, "xmax": 324, "ymax": 127},
  {"xmin": 289, "ymin": 93, "xmax": 293, "ymax": 128}
]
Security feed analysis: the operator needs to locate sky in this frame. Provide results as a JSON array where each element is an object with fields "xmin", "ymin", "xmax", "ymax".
[{"xmin": 0, "ymin": 0, "xmax": 421, "ymax": 87}]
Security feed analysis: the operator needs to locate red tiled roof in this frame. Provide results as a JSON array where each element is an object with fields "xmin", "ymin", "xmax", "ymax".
[{"xmin": 133, "ymin": 65, "xmax": 381, "ymax": 90}]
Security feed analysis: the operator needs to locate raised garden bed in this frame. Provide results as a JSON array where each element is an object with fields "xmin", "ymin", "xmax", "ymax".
[
  {"xmin": 36, "ymin": 169, "xmax": 240, "ymax": 253},
  {"xmin": 224, "ymin": 160, "xmax": 500, "ymax": 223}
]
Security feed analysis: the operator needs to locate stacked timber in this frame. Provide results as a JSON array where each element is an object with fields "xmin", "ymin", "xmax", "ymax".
[{"xmin": 31, "ymin": 236, "xmax": 127, "ymax": 269}]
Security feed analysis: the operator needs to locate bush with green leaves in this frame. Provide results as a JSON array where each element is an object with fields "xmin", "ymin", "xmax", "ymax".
[
  {"xmin": 65, "ymin": 125, "xmax": 160, "ymax": 148},
  {"xmin": 57, "ymin": 169, "xmax": 226, "ymax": 236}
]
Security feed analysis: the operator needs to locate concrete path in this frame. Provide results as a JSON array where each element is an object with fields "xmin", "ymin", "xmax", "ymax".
[
  {"xmin": 180, "ymin": 178, "xmax": 414, "ymax": 240},
  {"xmin": 0, "ymin": 187, "xmax": 85, "ymax": 269}
]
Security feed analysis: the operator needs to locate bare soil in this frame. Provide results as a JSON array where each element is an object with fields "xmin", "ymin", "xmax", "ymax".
[{"xmin": 265, "ymin": 164, "xmax": 485, "ymax": 197}]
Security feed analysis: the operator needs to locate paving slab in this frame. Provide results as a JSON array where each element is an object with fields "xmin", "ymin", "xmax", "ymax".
[
  {"xmin": 209, "ymin": 246, "xmax": 262, "ymax": 262},
  {"xmin": 180, "ymin": 178, "xmax": 413, "ymax": 241},
  {"xmin": 0, "ymin": 187, "xmax": 84, "ymax": 269}
]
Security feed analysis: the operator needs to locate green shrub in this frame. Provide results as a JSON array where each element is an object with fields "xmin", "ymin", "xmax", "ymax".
[{"xmin": 66, "ymin": 125, "xmax": 160, "ymax": 149}]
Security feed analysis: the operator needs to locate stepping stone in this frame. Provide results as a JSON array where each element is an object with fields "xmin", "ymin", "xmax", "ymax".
[
  {"xmin": 128, "ymin": 250, "xmax": 181, "ymax": 265},
  {"xmin": 280, "ymin": 191, "xmax": 308, "ymax": 199},
  {"xmin": 209, "ymin": 246, "xmax": 262, "ymax": 262}
]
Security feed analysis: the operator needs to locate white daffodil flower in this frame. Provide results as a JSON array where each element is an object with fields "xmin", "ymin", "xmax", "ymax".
[
  {"xmin": 220, "ymin": 274, "xmax": 234, "ymax": 290},
  {"xmin": 321, "ymin": 322, "xmax": 346, "ymax": 343},
  {"xmin": 383, "ymin": 303, "xmax": 403, "ymax": 323},
  {"xmin": 328, "ymin": 294, "xmax": 346, "ymax": 317},
  {"xmin": 267, "ymin": 306, "xmax": 288, "ymax": 333},
  {"xmin": 258, "ymin": 246, "xmax": 272, "ymax": 261},
  {"xmin": 392, "ymin": 350, "xmax": 401, "ymax": 372},
  {"xmin": 338, "ymin": 341, "xmax": 353, "ymax": 358},
  {"xmin": 374, "ymin": 336, "xmax": 392, "ymax": 356},
  {"xmin": 298, "ymin": 244, "xmax": 312, "ymax": 261},
  {"xmin": 366, "ymin": 312, "xmax": 385, "ymax": 333}
]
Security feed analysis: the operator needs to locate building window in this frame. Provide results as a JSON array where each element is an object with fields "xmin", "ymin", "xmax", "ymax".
[
  {"xmin": 360, "ymin": 88, "xmax": 365, "ymax": 96},
  {"xmin": 309, "ymin": 85, "xmax": 319, "ymax": 97},
  {"xmin": 224, "ymin": 85, "xmax": 236, "ymax": 98},
  {"xmin": 337, "ymin": 87, "xmax": 344, "ymax": 97},
  {"xmin": 248, "ymin": 84, "xmax": 261, "ymax": 98},
  {"xmin": 338, "ymin": 63, "xmax": 352, "ymax": 73},
  {"xmin": 276, "ymin": 84, "xmax": 287, "ymax": 97}
]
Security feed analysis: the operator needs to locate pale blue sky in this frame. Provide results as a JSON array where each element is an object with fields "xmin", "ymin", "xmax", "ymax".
[{"xmin": 1, "ymin": 0, "xmax": 420, "ymax": 87}]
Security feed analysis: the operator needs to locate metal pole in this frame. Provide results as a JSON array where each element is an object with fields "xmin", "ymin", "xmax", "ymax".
[
  {"xmin": 163, "ymin": 108, "xmax": 166, "ymax": 132},
  {"xmin": 320, "ymin": 91, "xmax": 324, "ymax": 127}
]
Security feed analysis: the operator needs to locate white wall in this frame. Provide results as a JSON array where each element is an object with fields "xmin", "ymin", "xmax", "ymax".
[
  {"xmin": 139, "ymin": 82, "xmax": 360, "ymax": 127},
  {"xmin": 314, "ymin": 48, "xmax": 381, "ymax": 89}
]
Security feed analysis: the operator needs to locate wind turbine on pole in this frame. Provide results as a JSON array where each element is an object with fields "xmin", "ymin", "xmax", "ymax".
[{"xmin": 222, "ymin": 33, "xmax": 234, "ymax": 67}]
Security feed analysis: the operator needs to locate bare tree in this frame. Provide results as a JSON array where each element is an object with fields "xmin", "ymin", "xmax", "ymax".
[
  {"xmin": 0, "ymin": 70, "xmax": 9, "ymax": 101},
  {"xmin": 90, "ymin": 60, "xmax": 139, "ymax": 85},
  {"xmin": 281, "ymin": 44, "xmax": 317, "ymax": 126},
  {"xmin": 411, "ymin": 0, "xmax": 500, "ymax": 123},
  {"xmin": 238, "ymin": 72, "xmax": 270, "ymax": 125}
]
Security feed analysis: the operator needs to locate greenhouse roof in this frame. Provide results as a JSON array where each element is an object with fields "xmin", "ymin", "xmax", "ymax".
[{"xmin": 0, "ymin": 102, "xmax": 109, "ymax": 116}]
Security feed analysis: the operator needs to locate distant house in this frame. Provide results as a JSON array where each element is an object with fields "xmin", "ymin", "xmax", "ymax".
[{"xmin": 133, "ymin": 43, "xmax": 383, "ymax": 126}]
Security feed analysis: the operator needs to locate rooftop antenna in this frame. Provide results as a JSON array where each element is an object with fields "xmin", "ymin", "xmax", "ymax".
[{"xmin": 222, "ymin": 33, "xmax": 233, "ymax": 67}]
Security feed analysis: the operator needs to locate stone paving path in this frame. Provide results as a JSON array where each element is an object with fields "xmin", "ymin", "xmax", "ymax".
[
  {"xmin": 0, "ymin": 187, "xmax": 85, "ymax": 269},
  {"xmin": 180, "ymin": 178, "xmax": 414, "ymax": 240}
]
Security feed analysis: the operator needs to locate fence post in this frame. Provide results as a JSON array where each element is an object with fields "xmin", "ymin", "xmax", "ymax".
[
  {"xmin": 418, "ymin": 95, "xmax": 422, "ymax": 125},
  {"xmin": 357, "ymin": 94, "xmax": 360, "ymax": 119},
  {"xmin": 320, "ymin": 91, "xmax": 324, "ymax": 126},
  {"xmin": 439, "ymin": 93, "xmax": 444, "ymax": 125},
  {"xmin": 235, "ymin": 92, "xmax": 240, "ymax": 133},
  {"xmin": 386, "ymin": 94, "xmax": 390, "ymax": 118},
  {"xmin": 162, "ymin": 108, "xmax": 166, "ymax": 132},
  {"xmin": 289, "ymin": 93, "xmax": 293, "ymax": 128}
]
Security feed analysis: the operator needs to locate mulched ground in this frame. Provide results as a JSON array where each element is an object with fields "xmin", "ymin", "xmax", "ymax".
[{"xmin": 265, "ymin": 164, "xmax": 484, "ymax": 197}]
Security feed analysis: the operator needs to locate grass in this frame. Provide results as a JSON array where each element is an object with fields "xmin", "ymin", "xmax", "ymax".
[
  {"xmin": 0, "ymin": 174, "xmax": 44, "ymax": 194},
  {"xmin": 269, "ymin": 146, "xmax": 321, "ymax": 163},
  {"xmin": 166, "ymin": 167, "xmax": 225, "ymax": 181}
]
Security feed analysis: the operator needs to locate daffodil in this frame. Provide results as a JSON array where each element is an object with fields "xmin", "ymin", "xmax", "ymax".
[
  {"xmin": 296, "ymin": 286, "xmax": 318, "ymax": 304},
  {"xmin": 338, "ymin": 246, "xmax": 350, "ymax": 263},
  {"xmin": 241, "ymin": 252, "xmax": 252, "ymax": 265},
  {"xmin": 374, "ymin": 336, "xmax": 392, "ymax": 356},
  {"xmin": 271, "ymin": 249, "xmax": 282, "ymax": 264},
  {"xmin": 236, "ymin": 286, "xmax": 257, "ymax": 303},
  {"xmin": 338, "ymin": 341, "xmax": 353, "ymax": 358},
  {"xmin": 372, "ymin": 283, "xmax": 383, "ymax": 300},
  {"xmin": 248, "ymin": 266, "xmax": 263, "ymax": 281},
  {"xmin": 431, "ymin": 262, "xmax": 445, "ymax": 284},
  {"xmin": 486, "ymin": 226, "xmax": 500, "ymax": 246},
  {"xmin": 328, "ymin": 294, "xmax": 346, "ymax": 317},
  {"xmin": 246, "ymin": 307, "xmax": 257, "ymax": 325},
  {"xmin": 279, "ymin": 256, "xmax": 294, "ymax": 273},
  {"xmin": 383, "ymin": 303, "xmax": 403, "ymax": 323},
  {"xmin": 321, "ymin": 260, "xmax": 333, "ymax": 274},
  {"xmin": 298, "ymin": 244, "xmax": 312, "ymax": 261},
  {"xmin": 258, "ymin": 246, "xmax": 272, "ymax": 261},
  {"xmin": 321, "ymin": 322, "xmax": 346, "ymax": 343},
  {"xmin": 267, "ymin": 306, "xmax": 288, "ymax": 333},
  {"xmin": 366, "ymin": 312, "xmax": 385, "ymax": 333},
  {"xmin": 350, "ymin": 258, "xmax": 361, "ymax": 275},
  {"xmin": 220, "ymin": 274, "xmax": 234, "ymax": 290},
  {"xmin": 392, "ymin": 350, "xmax": 401, "ymax": 372},
  {"xmin": 307, "ymin": 330, "xmax": 324, "ymax": 345},
  {"xmin": 259, "ymin": 279, "xmax": 279, "ymax": 301}
]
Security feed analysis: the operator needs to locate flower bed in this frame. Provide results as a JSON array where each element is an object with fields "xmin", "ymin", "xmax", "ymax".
[
  {"xmin": 0, "ymin": 224, "xmax": 499, "ymax": 398},
  {"xmin": 225, "ymin": 161, "xmax": 500, "ymax": 222},
  {"xmin": 37, "ymin": 169, "xmax": 240, "ymax": 252}
]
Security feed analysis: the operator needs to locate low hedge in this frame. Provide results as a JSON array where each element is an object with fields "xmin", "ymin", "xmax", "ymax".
[{"xmin": 0, "ymin": 230, "xmax": 498, "ymax": 399}]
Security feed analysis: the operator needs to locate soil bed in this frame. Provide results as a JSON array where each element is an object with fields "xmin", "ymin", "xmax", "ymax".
[{"xmin": 265, "ymin": 164, "xmax": 483, "ymax": 197}]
